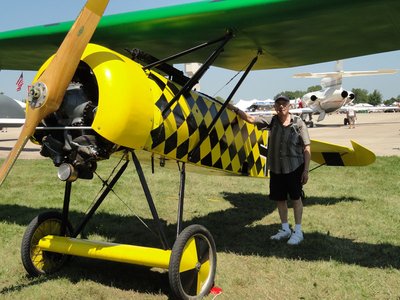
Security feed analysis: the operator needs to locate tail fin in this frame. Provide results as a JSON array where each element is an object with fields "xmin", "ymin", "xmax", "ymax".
[{"xmin": 334, "ymin": 60, "xmax": 343, "ymax": 72}]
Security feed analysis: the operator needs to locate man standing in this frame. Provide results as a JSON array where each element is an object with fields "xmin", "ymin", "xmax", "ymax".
[
  {"xmin": 346, "ymin": 106, "xmax": 357, "ymax": 129},
  {"xmin": 228, "ymin": 95, "xmax": 311, "ymax": 245}
]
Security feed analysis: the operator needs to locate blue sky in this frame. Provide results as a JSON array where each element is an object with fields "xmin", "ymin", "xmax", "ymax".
[{"xmin": 1, "ymin": 0, "xmax": 399, "ymax": 102}]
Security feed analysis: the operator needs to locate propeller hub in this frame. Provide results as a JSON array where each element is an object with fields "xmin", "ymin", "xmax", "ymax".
[{"xmin": 28, "ymin": 82, "xmax": 48, "ymax": 109}]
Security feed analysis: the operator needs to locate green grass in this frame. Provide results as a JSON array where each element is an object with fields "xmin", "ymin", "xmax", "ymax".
[{"xmin": 0, "ymin": 156, "xmax": 399, "ymax": 299}]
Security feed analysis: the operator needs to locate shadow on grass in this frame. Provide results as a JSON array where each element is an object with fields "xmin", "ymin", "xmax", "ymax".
[
  {"xmin": 60, "ymin": 260, "xmax": 171, "ymax": 296},
  {"xmin": 0, "ymin": 260, "xmax": 171, "ymax": 298},
  {"xmin": 0, "ymin": 277, "xmax": 49, "ymax": 295},
  {"xmin": 0, "ymin": 190, "xmax": 398, "ymax": 295},
  {"xmin": 0, "ymin": 204, "xmax": 174, "ymax": 296},
  {"xmin": 191, "ymin": 192, "xmax": 398, "ymax": 270}
]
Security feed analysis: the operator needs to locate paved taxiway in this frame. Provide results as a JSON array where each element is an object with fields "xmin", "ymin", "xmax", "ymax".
[
  {"xmin": 1, "ymin": 112, "xmax": 399, "ymax": 159},
  {"xmin": 308, "ymin": 112, "xmax": 400, "ymax": 156}
]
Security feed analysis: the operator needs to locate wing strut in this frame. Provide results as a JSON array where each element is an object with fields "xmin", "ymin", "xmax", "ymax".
[
  {"xmin": 131, "ymin": 151, "xmax": 170, "ymax": 250},
  {"xmin": 142, "ymin": 34, "xmax": 231, "ymax": 72},
  {"xmin": 188, "ymin": 51, "xmax": 261, "ymax": 164},
  {"xmin": 71, "ymin": 158, "xmax": 130, "ymax": 238},
  {"xmin": 161, "ymin": 33, "xmax": 234, "ymax": 116},
  {"xmin": 176, "ymin": 162, "xmax": 186, "ymax": 238}
]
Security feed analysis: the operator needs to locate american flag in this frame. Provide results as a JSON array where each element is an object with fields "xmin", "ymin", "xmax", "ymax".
[{"xmin": 16, "ymin": 72, "xmax": 24, "ymax": 91}]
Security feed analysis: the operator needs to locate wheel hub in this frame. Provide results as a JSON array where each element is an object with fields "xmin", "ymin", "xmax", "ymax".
[{"xmin": 195, "ymin": 261, "xmax": 201, "ymax": 272}]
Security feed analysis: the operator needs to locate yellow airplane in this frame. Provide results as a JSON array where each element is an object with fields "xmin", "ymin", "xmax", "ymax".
[{"xmin": 0, "ymin": 0, "xmax": 399, "ymax": 298}]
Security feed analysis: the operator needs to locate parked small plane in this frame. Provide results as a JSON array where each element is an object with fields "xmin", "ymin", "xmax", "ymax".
[
  {"xmin": 0, "ymin": 0, "xmax": 399, "ymax": 298},
  {"xmin": 0, "ymin": 94, "xmax": 25, "ymax": 130},
  {"xmin": 291, "ymin": 60, "xmax": 397, "ymax": 126}
]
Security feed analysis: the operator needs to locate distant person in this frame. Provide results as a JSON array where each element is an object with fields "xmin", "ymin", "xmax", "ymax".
[
  {"xmin": 346, "ymin": 106, "xmax": 357, "ymax": 129},
  {"xmin": 228, "ymin": 95, "xmax": 311, "ymax": 245}
]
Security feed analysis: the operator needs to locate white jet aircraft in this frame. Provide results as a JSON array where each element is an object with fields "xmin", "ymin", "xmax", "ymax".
[{"xmin": 291, "ymin": 60, "xmax": 397, "ymax": 126}]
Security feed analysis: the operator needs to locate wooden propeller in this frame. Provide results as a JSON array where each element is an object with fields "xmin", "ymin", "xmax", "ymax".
[{"xmin": 0, "ymin": 0, "xmax": 110, "ymax": 186}]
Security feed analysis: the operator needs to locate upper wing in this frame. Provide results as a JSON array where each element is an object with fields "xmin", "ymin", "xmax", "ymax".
[{"xmin": 1, "ymin": 0, "xmax": 400, "ymax": 71}]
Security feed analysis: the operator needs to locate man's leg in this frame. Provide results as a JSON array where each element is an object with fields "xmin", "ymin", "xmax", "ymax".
[
  {"xmin": 288, "ymin": 198, "xmax": 304, "ymax": 245},
  {"xmin": 277, "ymin": 200, "xmax": 288, "ymax": 224},
  {"xmin": 292, "ymin": 198, "xmax": 303, "ymax": 226},
  {"xmin": 269, "ymin": 172, "xmax": 291, "ymax": 240},
  {"xmin": 270, "ymin": 200, "xmax": 291, "ymax": 240}
]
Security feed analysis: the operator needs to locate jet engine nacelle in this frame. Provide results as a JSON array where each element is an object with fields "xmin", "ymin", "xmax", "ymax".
[
  {"xmin": 310, "ymin": 95, "xmax": 317, "ymax": 101},
  {"xmin": 341, "ymin": 90, "xmax": 348, "ymax": 98},
  {"xmin": 348, "ymin": 93, "xmax": 355, "ymax": 100}
]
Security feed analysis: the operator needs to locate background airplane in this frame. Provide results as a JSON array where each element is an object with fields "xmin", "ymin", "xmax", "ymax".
[
  {"xmin": 291, "ymin": 61, "xmax": 397, "ymax": 126},
  {"xmin": 0, "ymin": 93, "xmax": 25, "ymax": 130}
]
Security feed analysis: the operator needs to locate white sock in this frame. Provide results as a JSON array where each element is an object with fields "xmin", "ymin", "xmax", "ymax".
[
  {"xmin": 282, "ymin": 223, "xmax": 290, "ymax": 232},
  {"xmin": 294, "ymin": 224, "xmax": 302, "ymax": 233}
]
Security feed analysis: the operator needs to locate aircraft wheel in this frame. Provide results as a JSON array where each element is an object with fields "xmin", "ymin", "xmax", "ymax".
[
  {"xmin": 169, "ymin": 224, "xmax": 216, "ymax": 300},
  {"xmin": 21, "ymin": 211, "xmax": 73, "ymax": 276}
]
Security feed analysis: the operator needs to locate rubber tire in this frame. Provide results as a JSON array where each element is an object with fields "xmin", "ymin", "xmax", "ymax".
[
  {"xmin": 21, "ymin": 211, "xmax": 73, "ymax": 276},
  {"xmin": 169, "ymin": 224, "xmax": 216, "ymax": 300}
]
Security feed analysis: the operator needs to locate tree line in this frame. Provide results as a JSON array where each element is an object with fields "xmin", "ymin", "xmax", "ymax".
[{"xmin": 275, "ymin": 85, "xmax": 400, "ymax": 106}]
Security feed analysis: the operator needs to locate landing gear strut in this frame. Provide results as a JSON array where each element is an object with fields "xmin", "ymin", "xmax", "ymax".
[{"xmin": 20, "ymin": 150, "xmax": 217, "ymax": 299}]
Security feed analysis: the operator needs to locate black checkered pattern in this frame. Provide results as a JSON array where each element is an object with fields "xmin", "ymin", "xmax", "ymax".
[{"xmin": 146, "ymin": 71, "xmax": 267, "ymax": 177}]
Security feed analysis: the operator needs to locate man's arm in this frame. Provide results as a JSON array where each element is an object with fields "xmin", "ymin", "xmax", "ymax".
[
  {"xmin": 302, "ymin": 144, "xmax": 311, "ymax": 185},
  {"xmin": 226, "ymin": 103, "xmax": 257, "ymax": 124}
]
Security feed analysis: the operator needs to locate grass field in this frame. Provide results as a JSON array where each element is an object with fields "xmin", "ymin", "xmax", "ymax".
[{"xmin": 0, "ymin": 155, "xmax": 399, "ymax": 299}]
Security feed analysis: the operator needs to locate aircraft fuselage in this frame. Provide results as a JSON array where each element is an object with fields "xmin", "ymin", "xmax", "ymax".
[
  {"xmin": 303, "ymin": 87, "xmax": 354, "ymax": 114},
  {"xmin": 32, "ymin": 44, "xmax": 267, "ymax": 180}
]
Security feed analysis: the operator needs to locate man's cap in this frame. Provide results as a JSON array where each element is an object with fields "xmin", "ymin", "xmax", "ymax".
[{"xmin": 274, "ymin": 95, "xmax": 290, "ymax": 103}]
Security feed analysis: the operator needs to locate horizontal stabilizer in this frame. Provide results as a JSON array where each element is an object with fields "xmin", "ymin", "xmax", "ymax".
[
  {"xmin": 293, "ymin": 72, "xmax": 339, "ymax": 78},
  {"xmin": 310, "ymin": 139, "xmax": 375, "ymax": 167},
  {"xmin": 293, "ymin": 69, "xmax": 397, "ymax": 79},
  {"xmin": 341, "ymin": 69, "xmax": 398, "ymax": 77}
]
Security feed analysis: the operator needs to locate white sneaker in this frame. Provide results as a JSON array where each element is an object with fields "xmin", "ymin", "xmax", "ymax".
[
  {"xmin": 270, "ymin": 229, "xmax": 291, "ymax": 241},
  {"xmin": 287, "ymin": 231, "xmax": 304, "ymax": 245}
]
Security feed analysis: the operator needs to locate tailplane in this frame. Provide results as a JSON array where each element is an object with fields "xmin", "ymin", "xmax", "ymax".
[{"xmin": 293, "ymin": 60, "xmax": 397, "ymax": 80}]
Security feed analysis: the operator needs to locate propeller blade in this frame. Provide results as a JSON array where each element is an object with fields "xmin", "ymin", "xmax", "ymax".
[{"xmin": 0, "ymin": 0, "xmax": 109, "ymax": 186}]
